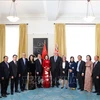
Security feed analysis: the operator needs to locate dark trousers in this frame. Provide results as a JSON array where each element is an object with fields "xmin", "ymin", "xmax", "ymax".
[
  {"xmin": 36, "ymin": 73, "xmax": 42, "ymax": 87},
  {"xmin": 1, "ymin": 78, "xmax": 9, "ymax": 95},
  {"xmin": 77, "ymin": 72, "xmax": 84, "ymax": 90},
  {"xmin": 20, "ymin": 75, "xmax": 27, "ymax": 90},
  {"xmin": 51, "ymin": 72, "xmax": 59, "ymax": 87},
  {"xmin": 0, "ymin": 79, "xmax": 1, "ymax": 95},
  {"xmin": 93, "ymin": 78, "xmax": 100, "ymax": 93},
  {"xmin": 11, "ymin": 77, "xmax": 18, "ymax": 93}
]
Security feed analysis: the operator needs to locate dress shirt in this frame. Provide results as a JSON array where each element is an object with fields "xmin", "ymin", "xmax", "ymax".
[
  {"xmin": 62, "ymin": 62, "xmax": 66, "ymax": 69},
  {"xmin": 77, "ymin": 61, "xmax": 81, "ymax": 72}
]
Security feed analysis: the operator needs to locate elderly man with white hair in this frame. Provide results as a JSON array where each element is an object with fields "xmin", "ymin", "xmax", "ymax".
[{"xmin": 50, "ymin": 51, "xmax": 62, "ymax": 88}]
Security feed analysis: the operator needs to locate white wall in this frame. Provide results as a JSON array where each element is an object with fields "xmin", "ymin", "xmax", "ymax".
[
  {"xmin": 28, "ymin": 34, "xmax": 54, "ymax": 57},
  {"xmin": 27, "ymin": 19, "xmax": 55, "ymax": 57}
]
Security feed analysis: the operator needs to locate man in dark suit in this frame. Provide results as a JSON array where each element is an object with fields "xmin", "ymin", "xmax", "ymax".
[
  {"xmin": 18, "ymin": 53, "xmax": 28, "ymax": 91},
  {"xmin": 77, "ymin": 55, "xmax": 85, "ymax": 91},
  {"xmin": 92, "ymin": 55, "xmax": 100, "ymax": 95},
  {"xmin": 1, "ymin": 56, "xmax": 10, "ymax": 97},
  {"xmin": 9, "ymin": 54, "xmax": 20, "ymax": 95},
  {"xmin": 50, "ymin": 52, "xmax": 62, "ymax": 87},
  {"xmin": 35, "ymin": 54, "xmax": 43, "ymax": 88}
]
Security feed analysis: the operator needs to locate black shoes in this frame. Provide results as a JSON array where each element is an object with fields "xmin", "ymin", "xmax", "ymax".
[
  {"xmin": 78, "ymin": 88, "xmax": 81, "ymax": 90},
  {"xmin": 6, "ymin": 93, "xmax": 10, "ymax": 95},
  {"xmin": 92, "ymin": 91, "xmax": 97, "ymax": 93},
  {"xmin": 2, "ymin": 94, "xmax": 7, "ymax": 97},
  {"xmin": 11, "ymin": 92, "xmax": 13, "ymax": 95},
  {"xmin": 97, "ymin": 93, "xmax": 100, "ymax": 95},
  {"xmin": 15, "ymin": 90, "xmax": 20, "ymax": 93},
  {"xmin": 61, "ymin": 87, "xmax": 64, "ymax": 89}
]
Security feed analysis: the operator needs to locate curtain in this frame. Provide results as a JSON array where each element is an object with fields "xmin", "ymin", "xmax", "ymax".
[
  {"xmin": 55, "ymin": 23, "xmax": 66, "ymax": 56},
  {"xmin": 0, "ymin": 24, "xmax": 5, "ymax": 62},
  {"xmin": 95, "ymin": 24, "xmax": 100, "ymax": 58},
  {"xmin": 18, "ymin": 24, "xmax": 28, "ymax": 58}
]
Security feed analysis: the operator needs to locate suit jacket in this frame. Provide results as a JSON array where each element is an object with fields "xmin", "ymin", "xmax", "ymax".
[
  {"xmin": 9, "ymin": 61, "xmax": 18, "ymax": 77},
  {"xmin": 76, "ymin": 60, "xmax": 85, "ymax": 74},
  {"xmin": 60, "ymin": 61, "xmax": 69, "ymax": 76},
  {"xmin": 92, "ymin": 61, "xmax": 100, "ymax": 78},
  {"xmin": 35, "ymin": 59, "xmax": 43, "ymax": 74},
  {"xmin": 18, "ymin": 58, "xmax": 28, "ymax": 75},
  {"xmin": 1, "ymin": 61, "xmax": 10, "ymax": 79},
  {"xmin": 0, "ymin": 63, "xmax": 2, "ymax": 79},
  {"xmin": 50, "ymin": 56, "xmax": 62, "ymax": 75}
]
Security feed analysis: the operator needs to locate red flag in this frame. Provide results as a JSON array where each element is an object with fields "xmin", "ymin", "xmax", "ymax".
[{"xmin": 42, "ymin": 42, "xmax": 48, "ymax": 59}]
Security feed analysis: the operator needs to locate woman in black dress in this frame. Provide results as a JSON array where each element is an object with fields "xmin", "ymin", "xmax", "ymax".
[
  {"xmin": 28, "ymin": 54, "xmax": 36, "ymax": 90},
  {"xmin": 60, "ymin": 56, "xmax": 69, "ymax": 89}
]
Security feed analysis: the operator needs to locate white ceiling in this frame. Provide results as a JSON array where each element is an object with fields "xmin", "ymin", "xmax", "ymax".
[{"xmin": 0, "ymin": 0, "xmax": 100, "ymax": 21}]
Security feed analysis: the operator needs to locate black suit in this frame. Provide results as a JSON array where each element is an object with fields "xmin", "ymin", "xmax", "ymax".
[
  {"xmin": 50, "ymin": 56, "xmax": 62, "ymax": 87},
  {"xmin": 60, "ymin": 61, "xmax": 69, "ymax": 80},
  {"xmin": 0, "ymin": 63, "xmax": 2, "ymax": 96},
  {"xmin": 9, "ymin": 61, "xmax": 19, "ymax": 93},
  {"xmin": 77, "ymin": 60, "xmax": 85, "ymax": 90},
  {"xmin": 0, "ymin": 61, "xmax": 10, "ymax": 95},
  {"xmin": 35, "ymin": 59, "xmax": 43, "ymax": 87},
  {"xmin": 18, "ymin": 58, "xmax": 28, "ymax": 90},
  {"xmin": 92, "ymin": 61, "xmax": 100, "ymax": 93}
]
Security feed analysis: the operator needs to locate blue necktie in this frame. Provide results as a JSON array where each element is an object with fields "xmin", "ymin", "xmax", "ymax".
[{"xmin": 23, "ymin": 58, "xmax": 26, "ymax": 65}]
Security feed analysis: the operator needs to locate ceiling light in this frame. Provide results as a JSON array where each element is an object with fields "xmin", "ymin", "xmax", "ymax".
[
  {"xmin": 83, "ymin": 0, "xmax": 95, "ymax": 22},
  {"xmin": 7, "ymin": 0, "xmax": 19, "ymax": 22}
]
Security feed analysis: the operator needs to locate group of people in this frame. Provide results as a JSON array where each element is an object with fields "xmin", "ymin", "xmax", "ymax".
[{"xmin": 0, "ymin": 52, "xmax": 100, "ymax": 98}]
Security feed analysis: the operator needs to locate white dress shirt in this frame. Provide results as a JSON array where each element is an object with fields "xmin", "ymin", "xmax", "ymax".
[{"xmin": 62, "ymin": 62, "xmax": 66, "ymax": 69}]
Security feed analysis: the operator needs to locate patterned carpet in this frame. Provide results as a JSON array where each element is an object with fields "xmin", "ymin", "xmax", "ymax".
[{"xmin": 1, "ymin": 86, "xmax": 100, "ymax": 100}]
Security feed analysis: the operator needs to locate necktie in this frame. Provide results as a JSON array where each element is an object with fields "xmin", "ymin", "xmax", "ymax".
[
  {"xmin": 6, "ymin": 62, "xmax": 9, "ymax": 68},
  {"xmin": 23, "ymin": 58, "xmax": 26, "ymax": 65},
  {"xmin": 77, "ymin": 61, "xmax": 80, "ymax": 72},
  {"xmin": 54, "ymin": 56, "xmax": 57, "ymax": 62},
  {"xmin": 94, "ymin": 62, "xmax": 97, "ymax": 68}
]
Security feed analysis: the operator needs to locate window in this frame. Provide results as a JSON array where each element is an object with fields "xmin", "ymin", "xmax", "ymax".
[
  {"xmin": 66, "ymin": 25, "xmax": 95, "ymax": 61},
  {"xmin": 6, "ymin": 25, "xmax": 19, "ymax": 62}
]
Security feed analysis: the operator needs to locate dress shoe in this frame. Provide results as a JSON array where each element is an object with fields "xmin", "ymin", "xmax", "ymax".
[
  {"xmin": 65, "ymin": 87, "xmax": 68, "ymax": 89},
  {"xmin": 52, "ymin": 85, "xmax": 54, "ymax": 87},
  {"xmin": 11, "ymin": 92, "xmax": 13, "ymax": 95},
  {"xmin": 0, "ymin": 96, "xmax": 2, "ymax": 98},
  {"xmin": 21, "ymin": 89, "xmax": 24, "ymax": 92},
  {"xmin": 6, "ymin": 93, "xmax": 10, "ymax": 95},
  {"xmin": 56, "ymin": 85, "xmax": 59, "ymax": 88},
  {"xmin": 92, "ymin": 91, "xmax": 97, "ymax": 93},
  {"xmin": 2, "ymin": 94, "xmax": 7, "ymax": 97},
  {"xmin": 97, "ymin": 93, "xmax": 100, "ymax": 95},
  {"xmin": 61, "ymin": 87, "xmax": 64, "ymax": 89},
  {"xmin": 80, "ymin": 89, "xmax": 84, "ymax": 91},
  {"xmin": 77, "ymin": 88, "xmax": 81, "ymax": 90},
  {"xmin": 15, "ymin": 90, "xmax": 20, "ymax": 93}
]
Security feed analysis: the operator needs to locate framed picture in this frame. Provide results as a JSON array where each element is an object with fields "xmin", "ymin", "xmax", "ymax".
[{"xmin": 33, "ymin": 38, "xmax": 48, "ymax": 57}]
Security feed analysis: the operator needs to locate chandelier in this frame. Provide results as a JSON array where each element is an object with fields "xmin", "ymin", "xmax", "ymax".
[
  {"xmin": 7, "ymin": 0, "xmax": 19, "ymax": 22},
  {"xmin": 83, "ymin": 0, "xmax": 95, "ymax": 22}
]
